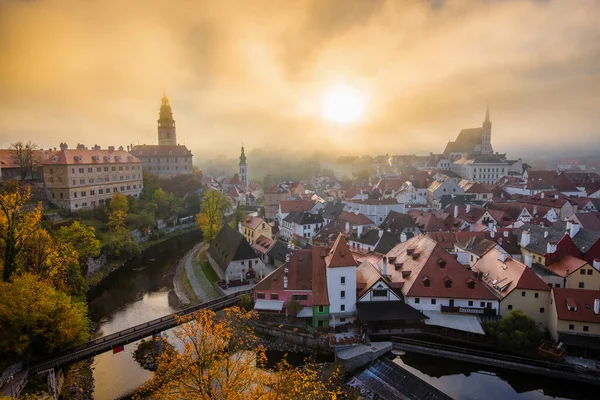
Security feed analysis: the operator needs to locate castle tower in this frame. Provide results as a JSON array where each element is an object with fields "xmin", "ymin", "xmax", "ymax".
[
  {"xmin": 481, "ymin": 105, "xmax": 493, "ymax": 154},
  {"xmin": 239, "ymin": 145, "xmax": 248, "ymax": 187},
  {"xmin": 158, "ymin": 93, "xmax": 177, "ymax": 146}
]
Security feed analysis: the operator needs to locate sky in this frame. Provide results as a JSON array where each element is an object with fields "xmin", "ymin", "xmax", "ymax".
[{"xmin": 1, "ymin": 0, "xmax": 599, "ymax": 162}]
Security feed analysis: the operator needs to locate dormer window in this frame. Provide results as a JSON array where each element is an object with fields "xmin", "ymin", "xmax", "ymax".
[
  {"xmin": 407, "ymin": 248, "xmax": 415, "ymax": 255},
  {"xmin": 444, "ymin": 277, "xmax": 453, "ymax": 288},
  {"xmin": 438, "ymin": 259, "xmax": 446, "ymax": 268},
  {"xmin": 467, "ymin": 278, "xmax": 475, "ymax": 289},
  {"xmin": 104, "ymin": 156, "xmax": 111, "ymax": 161},
  {"xmin": 422, "ymin": 276, "xmax": 430, "ymax": 287},
  {"xmin": 92, "ymin": 155, "xmax": 100, "ymax": 162},
  {"xmin": 394, "ymin": 262, "xmax": 403, "ymax": 270}
]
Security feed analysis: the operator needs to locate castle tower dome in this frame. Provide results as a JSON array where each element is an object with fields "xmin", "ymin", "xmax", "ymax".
[{"xmin": 158, "ymin": 93, "xmax": 177, "ymax": 145}]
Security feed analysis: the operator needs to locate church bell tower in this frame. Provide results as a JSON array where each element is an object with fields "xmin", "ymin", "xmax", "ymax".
[
  {"xmin": 158, "ymin": 93, "xmax": 177, "ymax": 146},
  {"xmin": 481, "ymin": 105, "xmax": 493, "ymax": 154},
  {"xmin": 239, "ymin": 145, "xmax": 248, "ymax": 187}
]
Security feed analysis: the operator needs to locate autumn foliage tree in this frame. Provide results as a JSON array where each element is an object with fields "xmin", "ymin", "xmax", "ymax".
[
  {"xmin": 197, "ymin": 189, "xmax": 230, "ymax": 243},
  {"xmin": 0, "ymin": 187, "xmax": 43, "ymax": 281},
  {"xmin": 0, "ymin": 273, "xmax": 89, "ymax": 359},
  {"xmin": 141, "ymin": 307, "xmax": 342, "ymax": 400}
]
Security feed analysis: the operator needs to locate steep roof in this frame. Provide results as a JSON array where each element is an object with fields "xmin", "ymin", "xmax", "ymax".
[
  {"xmin": 207, "ymin": 224, "xmax": 257, "ymax": 272},
  {"xmin": 279, "ymin": 199, "xmax": 314, "ymax": 214},
  {"xmin": 251, "ymin": 235, "xmax": 275, "ymax": 255},
  {"xmin": 374, "ymin": 231, "xmax": 401, "ymax": 254},
  {"xmin": 573, "ymin": 212, "xmax": 600, "ymax": 232},
  {"xmin": 326, "ymin": 234, "xmax": 358, "ymax": 268},
  {"xmin": 242, "ymin": 216, "xmax": 267, "ymax": 231},
  {"xmin": 267, "ymin": 240, "xmax": 288, "ymax": 262},
  {"xmin": 408, "ymin": 210, "xmax": 447, "ymax": 232},
  {"xmin": 38, "ymin": 148, "xmax": 142, "ymax": 165},
  {"xmin": 545, "ymin": 256, "xmax": 589, "ymax": 277},
  {"xmin": 444, "ymin": 127, "xmax": 483, "ymax": 154},
  {"xmin": 320, "ymin": 201, "xmax": 346, "ymax": 221},
  {"xmin": 382, "ymin": 235, "xmax": 497, "ymax": 300},
  {"xmin": 283, "ymin": 211, "xmax": 324, "ymax": 225},
  {"xmin": 380, "ymin": 211, "xmax": 418, "ymax": 234},
  {"xmin": 472, "ymin": 249, "xmax": 550, "ymax": 300},
  {"xmin": 337, "ymin": 211, "xmax": 374, "ymax": 225},
  {"xmin": 553, "ymin": 288, "xmax": 600, "ymax": 324},
  {"xmin": 455, "ymin": 236, "xmax": 497, "ymax": 257},
  {"xmin": 513, "ymin": 223, "xmax": 565, "ymax": 256},
  {"xmin": 131, "ymin": 144, "xmax": 193, "ymax": 157},
  {"xmin": 311, "ymin": 247, "xmax": 329, "ymax": 306},
  {"xmin": 356, "ymin": 261, "xmax": 387, "ymax": 298}
]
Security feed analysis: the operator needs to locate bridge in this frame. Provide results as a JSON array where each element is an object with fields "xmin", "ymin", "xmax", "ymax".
[
  {"xmin": 392, "ymin": 336, "xmax": 600, "ymax": 385},
  {"xmin": 29, "ymin": 290, "xmax": 252, "ymax": 374}
]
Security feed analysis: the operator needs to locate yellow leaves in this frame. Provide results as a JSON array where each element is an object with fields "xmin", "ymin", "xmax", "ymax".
[
  {"xmin": 108, "ymin": 192, "xmax": 129, "ymax": 213},
  {"xmin": 108, "ymin": 209, "xmax": 128, "ymax": 232},
  {"xmin": 197, "ymin": 189, "xmax": 230, "ymax": 243}
]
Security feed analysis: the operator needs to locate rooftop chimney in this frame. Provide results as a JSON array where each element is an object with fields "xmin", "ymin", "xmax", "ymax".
[
  {"xmin": 498, "ymin": 251, "xmax": 508, "ymax": 262},
  {"xmin": 568, "ymin": 221, "xmax": 580, "ymax": 238},
  {"xmin": 378, "ymin": 229, "xmax": 384, "ymax": 238},
  {"xmin": 504, "ymin": 230, "xmax": 509, "ymax": 238},
  {"xmin": 357, "ymin": 224, "xmax": 363, "ymax": 237},
  {"xmin": 454, "ymin": 205, "xmax": 458, "ymax": 219},
  {"xmin": 547, "ymin": 241, "xmax": 557, "ymax": 254},
  {"xmin": 544, "ymin": 231, "xmax": 549, "ymax": 238},
  {"xmin": 466, "ymin": 204, "xmax": 471, "ymax": 213},
  {"xmin": 345, "ymin": 221, "xmax": 350, "ymax": 233},
  {"xmin": 541, "ymin": 192, "xmax": 545, "ymax": 199},
  {"xmin": 59, "ymin": 142, "xmax": 68, "ymax": 150},
  {"xmin": 400, "ymin": 232, "xmax": 407, "ymax": 243},
  {"xmin": 520, "ymin": 230, "xmax": 531, "ymax": 248},
  {"xmin": 382, "ymin": 256, "xmax": 388, "ymax": 277},
  {"xmin": 238, "ymin": 222, "xmax": 243, "ymax": 234}
]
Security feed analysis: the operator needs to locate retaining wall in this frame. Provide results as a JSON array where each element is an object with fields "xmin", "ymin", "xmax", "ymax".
[{"xmin": 252, "ymin": 323, "xmax": 331, "ymax": 353}]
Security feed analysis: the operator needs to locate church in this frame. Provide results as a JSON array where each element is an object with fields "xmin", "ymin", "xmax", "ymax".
[
  {"xmin": 444, "ymin": 106, "xmax": 494, "ymax": 161},
  {"xmin": 131, "ymin": 94, "xmax": 194, "ymax": 177}
]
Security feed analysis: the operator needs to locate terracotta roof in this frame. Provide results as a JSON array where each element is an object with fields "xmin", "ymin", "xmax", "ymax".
[
  {"xmin": 408, "ymin": 210, "xmax": 447, "ymax": 232},
  {"xmin": 337, "ymin": 211, "xmax": 374, "ymax": 225},
  {"xmin": 553, "ymin": 288, "xmax": 600, "ymax": 324},
  {"xmin": 356, "ymin": 261, "xmax": 386, "ymax": 298},
  {"xmin": 455, "ymin": 236, "xmax": 497, "ymax": 257},
  {"xmin": 345, "ymin": 198, "xmax": 400, "ymax": 205},
  {"xmin": 326, "ymin": 234, "xmax": 358, "ymax": 268},
  {"xmin": 472, "ymin": 249, "xmax": 550, "ymax": 300},
  {"xmin": 382, "ymin": 235, "xmax": 497, "ymax": 300},
  {"xmin": 545, "ymin": 256, "xmax": 589, "ymax": 277},
  {"xmin": 381, "ymin": 211, "xmax": 419, "ymax": 234},
  {"xmin": 37, "ymin": 148, "xmax": 141, "ymax": 165},
  {"xmin": 251, "ymin": 235, "xmax": 275, "ymax": 255},
  {"xmin": 131, "ymin": 144, "xmax": 192, "ymax": 157},
  {"xmin": 311, "ymin": 246, "xmax": 329, "ymax": 306},
  {"xmin": 573, "ymin": 212, "xmax": 600, "ymax": 232},
  {"xmin": 242, "ymin": 216, "xmax": 266, "ymax": 230},
  {"xmin": 279, "ymin": 199, "xmax": 314, "ymax": 214}
]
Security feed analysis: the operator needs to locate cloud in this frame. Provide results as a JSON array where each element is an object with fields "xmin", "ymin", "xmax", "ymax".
[{"xmin": 0, "ymin": 0, "xmax": 598, "ymax": 163}]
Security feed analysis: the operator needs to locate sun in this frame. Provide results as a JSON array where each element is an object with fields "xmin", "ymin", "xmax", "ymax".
[{"xmin": 320, "ymin": 84, "xmax": 366, "ymax": 125}]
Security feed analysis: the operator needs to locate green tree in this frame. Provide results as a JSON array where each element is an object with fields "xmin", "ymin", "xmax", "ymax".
[
  {"xmin": 483, "ymin": 310, "xmax": 544, "ymax": 352},
  {"xmin": 108, "ymin": 210, "xmax": 127, "ymax": 232},
  {"xmin": 108, "ymin": 193, "xmax": 129, "ymax": 213},
  {"xmin": 196, "ymin": 190, "xmax": 230, "ymax": 243},
  {"xmin": 0, "ymin": 187, "xmax": 43, "ymax": 281},
  {"xmin": 229, "ymin": 206, "xmax": 244, "ymax": 229},
  {"xmin": 55, "ymin": 221, "xmax": 101, "ymax": 265},
  {"xmin": 0, "ymin": 273, "xmax": 89, "ymax": 358}
]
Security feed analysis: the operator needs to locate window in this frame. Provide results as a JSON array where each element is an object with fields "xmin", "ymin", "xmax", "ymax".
[
  {"xmin": 431, "ymin": 299, "xmax": 437, "ymax": 305},
  {"xmin": 88, "ymin": 168, "xmax": 93, "ymax": 173},
  {"xmin": 106, "ymin": 188, "xmax": 111, "ymax": 193},
  {"xmin": 79, "ymin": 179, "xmax": 85, "ymax": 184},
  {"xmin": 444, "ymin": 280, "xmax": 452, "ymax": 288},
  {"xmin": 508, "ymin": 305, "xmax": 513, "ymax": 310},
  {"xmin": 104, "ymin": 167, "xmax": 109, "ymax": 172},
  {"xmin": 534, "ymin": 293, "xmax": 539, "ymax": 298},
  {"xmin": 74, "ymin": 192, "xmax": 78, "ymax": 198},
  {"xmin": 521, "ymin": 291, "xmax": 526, "ymax": 297},
  {"xmin": 583, "ymin": 326, "xmax": 589, "ymax": 332},
  {"xmin": 270, "ymin": 293, "xmax": 279, "ymax": 300},
  {"xmin": 90, "ymin": 190, "xmax": 95, "ymax": 195},
  {"xmin": 97, "ymin": 167, "xmax": 102, "ymax": 172},
  {"xmin": 587, "ymin": 269, "xmax": 593, "ymax": 275},
  {"xmin": 579, "ymin": 282, "xmax": 585, "ymax": 288},
  {"xmin": 99, "ymin": 189, "xmax": 103, "ymax": 194},
  {"xmin": 468, "ymin": 301, "xmax": 473, "ymax": 307},
  {"xmin": 480, "ymin": 302, "xmax": 485, "ymax": 307},
  {"xmin": 569, "ymin": 324, "xmax": 575, "ymax": 330},
  {"xmin": 555, "ymin": 283, "xmax": 561, "ymax": 288},
  {"xmin": 340, "ymin": 304, "xmax": 345, "ymax": 311},
  {"xmin": 340, "ymin": 318, "xmax": 346, "ymax": 323},
  {"xmin": 340, "ymin": 276, "xmax": 346, "ymax": 285},
  {"xmin": 318, "ymin": 306, "xmax": 324, "ymax": 313},
  {"xmin": 580, "ymin": 269, "xmax": 586, "ymax": 275},
  {"xmin": 78, "ymin": 168, "xmax": 84, "ymax": 173},
  {"xmin": 340, "ymin": 290, "xmax": 345, "ymax": 299},
  {"xmin": 539, "ymin": 308, "xmax": 545, "ymax": 313},
  {"xmin": 257, "ymin": 292, "xmax": 265, "ymax": 299},
  {"xmin": 423, "ymin": 278, "xmax": 431, "ymax": 287},
  {"xmin": 81, "ymin": 191, "xmax": 86, "ymax": 197},
  {"xmin": 415, "ymin": 298, "xmax": 420, "ymax": 304},
  {"xmin": 467, "ymin": 281, "xmax": 475, "ymax": 289},
  {"xmin": 373, "ymin": 289, "xmax": 387, "ymax": 297}
]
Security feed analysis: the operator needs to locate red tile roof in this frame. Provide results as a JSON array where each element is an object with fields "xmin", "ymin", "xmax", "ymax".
[
  {"xmin": 553, "ymin": 288, "xmax": 600, "ymax": 324},
  {"xmin": 545, "ymin": 256, "xmax": 589, "ymax": 277},
  {"xmin": 337, "ymin": 211, "xmax": 374, "ymax": 225},
  {"xmin": 37, "ymin": 149, "xmax": 141, "ymax": 165},
  {"xmin": 326, "ymin": 234, "xmax": 358, "ymax": 268},
  {"xmin": 242, "ymin": 216, "xmax": 266, "ymax": 230},
  {"xmin": 279, "ymin": 199, "xmax": 314, "ymax": 213},
  {"xmin": 251, "ymin": 235, "xmax": 275, "ymax": 255},
  {"xmin": 311, "ymin": 247, "xmax": 329, "ymax": 306},
  {"xmin": 382, "ymin": 235, "xmax": 497, "ymax": 300},
  {"xmin": 131, "ymin": 144, "xmax": 193, "ymax": 157}
]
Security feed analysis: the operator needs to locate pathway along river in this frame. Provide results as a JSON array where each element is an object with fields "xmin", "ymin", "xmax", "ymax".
[{"xmin": 87, "ymin": 231, "xmax": 597, "ymax": 400}]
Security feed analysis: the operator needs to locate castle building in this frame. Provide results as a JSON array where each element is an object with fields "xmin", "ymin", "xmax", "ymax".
[
  {"xmin": 42, "ymin": 143, "xmax": 143, "ymax": 211},
  {"xmin": 239, "ymin": 145, "xmax": 248, "ymax": 187},
  {"xmin": 131, "ymin": 94, "xmax": 194, "ymax": 177}
]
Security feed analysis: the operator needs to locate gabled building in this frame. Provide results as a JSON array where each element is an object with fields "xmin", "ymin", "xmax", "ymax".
[
  {"xmin": 277, "ymin": 199, "xmax": 315, "ymax": 225},
  {"xmin": 207, "ymin": 224, "xmax": 264, "ymax": 284},
  {"xmin": 454, "ymin": 236, "xmax": 499, "ymax": 267},
  {"xmin": 427, "ymin": 177, "xmax": 464, "ymax": 204},
  {"xmin": 240, "ymin": 216, "xmax": 272, "ymax": 245},
  {"xmin": 443, "ymin": 107, "xmax": 494, "ymax": 159},
  {"xmin": 280, "ymin": 212, "xmax": 324, "ymax": 240},
  {"xmin": 537, "ymin": 256, "xmax": 600, "ymax": 291},
  {"xmin": 472, "ymin": 249, "xmax": 551, "ymax": 328},
  {"xmin": 325, "ymin": 235, "xmax": 359, "ymax": 325},
  {"xmin": 380, "ymin": 211, "xmax": 421, "ymax": 237},
  {"xmin": 343, "ymin": 198, "xmax": 405, "ymax": 225}
]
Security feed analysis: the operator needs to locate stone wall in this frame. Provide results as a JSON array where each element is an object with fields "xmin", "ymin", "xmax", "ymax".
[
  {"xmin": 87, "ymin": 253, "xmax": 107, "ymax": 277},
  {"xmin": 335, "ymin": 342, "xmax": 392, "ymax": 372},
  {"xmin": 252, "ymin": 322, "xmax": 331, "ymax": 353}
]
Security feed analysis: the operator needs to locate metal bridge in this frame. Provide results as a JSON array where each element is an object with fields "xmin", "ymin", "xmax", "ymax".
[
  {"xmin": 392, "ymin": 336, "xmax": 600, "ymax": 385},
  {"xmin": 29, "ymin": 290, "xmax": 252, "ymax": 374}
]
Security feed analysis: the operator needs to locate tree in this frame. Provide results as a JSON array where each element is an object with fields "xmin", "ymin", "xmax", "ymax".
[
  {"xmin": 229, "ymin": 205, "xmax": 244, "ymax": 229},
  {"xmin": 108, "ymin": 210, "xmax": 128, "ymax": 232},
  {"xmin": 197, "ymin": 190, "xmax": 230, "ymax": 243},
  {"xmin": 55, "ymin": 221, "xmax": 101, "ymax": 265},
  {"xmin": 483, "ymin": 310, "xmax": 544, "ymax": 352},
  {"xmin": 140, "ymin": 307, "xmax": 342, "ymax": 399},
  {"xmin": 0, "ymin": 273, "xmax": 88, "ymax": 358},
  {"xmin": 108, "ymin": 193, "xmax": 129, "ymax": 213},
  {"xmin": 9, "ymin": 141, "xmax": 39, "ymax": 180},
  {"xmin": 0, "ymin": 187, "xmax": 43, "ymax": 281}
]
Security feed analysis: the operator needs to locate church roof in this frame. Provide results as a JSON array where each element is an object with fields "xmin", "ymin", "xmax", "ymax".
[
  {"xmin": 444, "ymin": 127, "xmax": 483, "ymax": 155},
  {"xmin": 131, "ymin": 144, "xmax": 193, "ymax": 157}
]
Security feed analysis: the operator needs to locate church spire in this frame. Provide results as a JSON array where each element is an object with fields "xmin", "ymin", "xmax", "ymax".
[
  {"xmin": 157, "ymin": 93, "xmax": 177, "ymax": 145},
  {"xmin": 239, "ymin": 144, "xmax": 248, "ymax": 187},
  {"xmin": 239, "ymin": 144, "xmax": 247, "ymax": 166},
  {"xmin": 485, "ymin": 104, "xmax": 490, "ymax": 123}
]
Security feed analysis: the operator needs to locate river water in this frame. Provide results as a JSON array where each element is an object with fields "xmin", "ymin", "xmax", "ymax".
[{"xmin": 87, "ymin": 231, "xmax": 597, "ymax": 400}]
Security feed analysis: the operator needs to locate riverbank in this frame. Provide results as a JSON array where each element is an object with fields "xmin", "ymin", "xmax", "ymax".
[
  {"xmin": 86, "ymin": 224, "xmax": 200, "ymax": 290},
  {"xmin": 172, "ymin": 242, "xmax": 220, "ymax": 306}
]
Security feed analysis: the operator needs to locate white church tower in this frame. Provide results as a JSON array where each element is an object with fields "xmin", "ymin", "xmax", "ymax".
[{"xmin": 239, "ymin": 145, "xmax": 248, "ymax": 187}]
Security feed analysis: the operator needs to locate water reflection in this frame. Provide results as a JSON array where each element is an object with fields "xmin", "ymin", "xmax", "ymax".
[
  {"xmin": 395, "ymin": 353, "xmax": 598, "ymax": 400},
  {"xmin": 87, "ymin": 231, "xmax": 202, "ymax": 400}
]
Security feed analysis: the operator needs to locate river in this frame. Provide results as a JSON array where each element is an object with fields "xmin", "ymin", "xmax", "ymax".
[{"xmin": 87, "ymin": 231, "xmax": 597, "ymax": 400}]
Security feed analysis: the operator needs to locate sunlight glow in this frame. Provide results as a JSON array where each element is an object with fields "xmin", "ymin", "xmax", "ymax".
[{"xmin": 320, "ymin": 84, "xmax": 366, "ymax": 125}]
